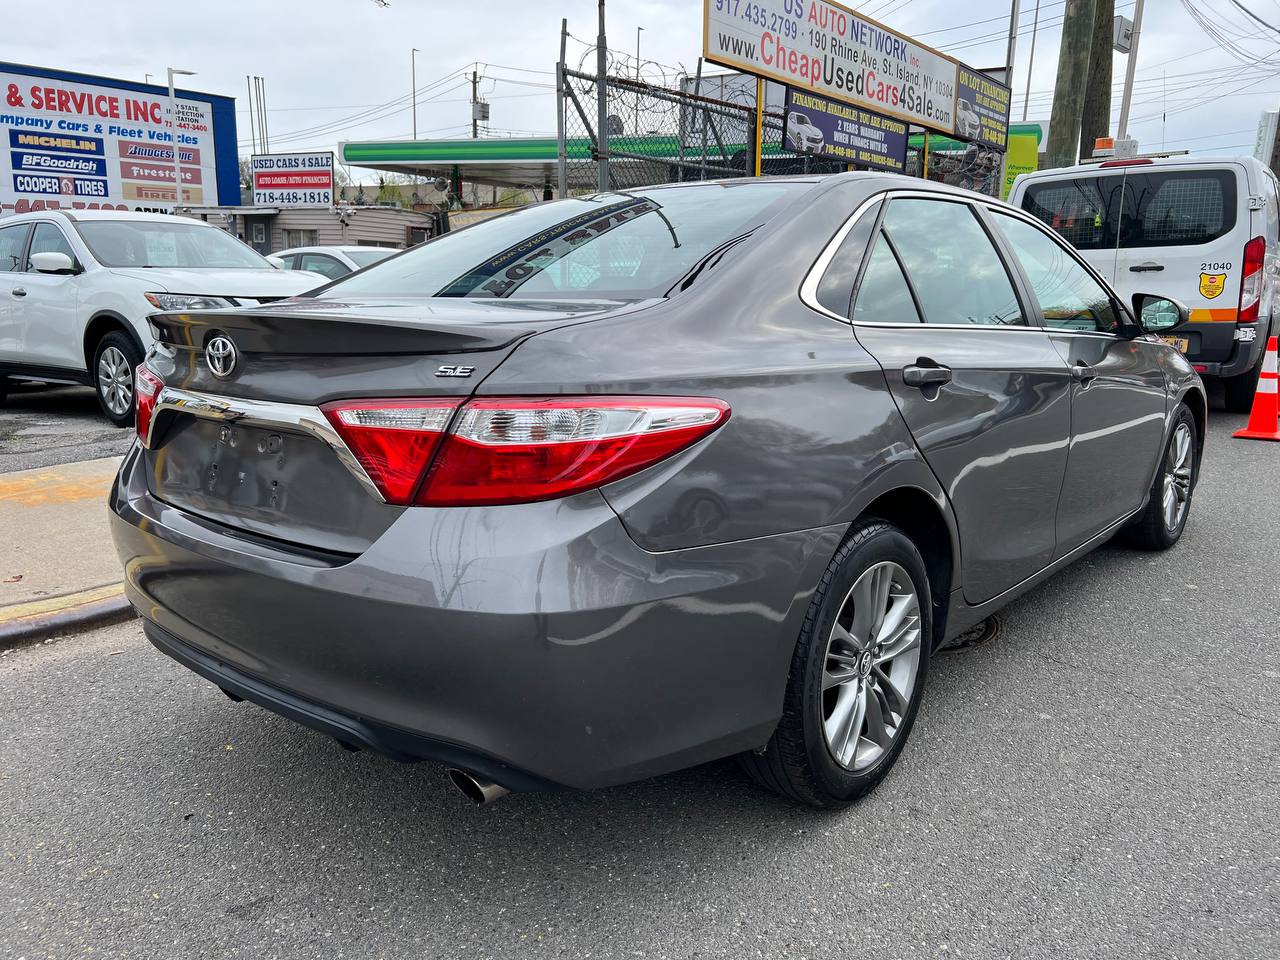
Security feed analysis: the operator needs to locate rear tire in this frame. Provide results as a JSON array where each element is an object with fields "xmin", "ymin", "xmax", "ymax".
[
  {"xmin": 740, "ymin": 519, "xmax": 932, "ymax": 808},
  {"xmin": 1125, "ymin": 404, "xmax": 1197, "ymax": 551},
  {"xmin": 0, "ymin": 376, "xmax": 7, "ymax": 406},
  {"xmin": 92, "ymin": 331, "xmax": 141, "ymax": 428},
  {"xmin": 1223, "ymin": 361, "xmax": 1261, "ymax": 413}
]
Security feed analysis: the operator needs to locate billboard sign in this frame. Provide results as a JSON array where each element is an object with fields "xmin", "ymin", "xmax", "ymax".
[
  {"xmin": 783, "ymin": 88, "xmax": 907, "ymax": 172},
  {"xmin": 1255, "ymin": 110, "xmax": 1278, "ymax": 167},
  {"xmin": 0, "ymin": 63, "xmax": 238, "ymax": 217},
  {"xmin": 251, "ymin": 151, "xmax": 335, "ymax": 207},
  {"xmin": 955, "ymin": 67, "xmax": 1012, "ymax": 150},
  {"xmin": 703, "ymin": 0, "xmax": 1009, "ymax": 148}
]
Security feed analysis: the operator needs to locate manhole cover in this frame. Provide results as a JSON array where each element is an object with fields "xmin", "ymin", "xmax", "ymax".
[{"xmin": 947, "ymin": 615, "xmax": 1001, "ymax": 651}]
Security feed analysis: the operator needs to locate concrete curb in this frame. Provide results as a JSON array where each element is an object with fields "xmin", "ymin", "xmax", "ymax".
[{"xmin": 0, "ymin": 584, "xmax": 136, "ymax": 650}]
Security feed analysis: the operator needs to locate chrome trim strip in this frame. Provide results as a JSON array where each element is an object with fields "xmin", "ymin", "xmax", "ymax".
[
  {"xmin": 799, "ymin": 187, "xmax": 1124, "ymax": 339},
  {"xmin": 143, "ymin": 386, "xmax": 387, "ymax": 504}
]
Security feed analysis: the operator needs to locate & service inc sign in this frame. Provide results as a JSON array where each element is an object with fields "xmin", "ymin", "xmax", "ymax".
[
  {"xmin": 0, "ymin": 62, "xmax": 239, "ymax": 217},
  {"xmin": 250, "ymin": 151, "xmax": 335, "ymax": 207},
  {"xmin": 704, "ymin": 0, "xmax": 1009, "ymax": 144}
]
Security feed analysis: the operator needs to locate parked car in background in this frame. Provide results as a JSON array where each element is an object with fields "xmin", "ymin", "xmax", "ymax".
[
  {"xmin": 270, "ymin": 245, "xmax": 397, "ymax": 280},
  {"xmin": 111, "ymin": 175, "xmax": 1203, "ymax": 808},
  {"xmin": 1009, "ymin": 154, "xmax": 1279, "ymax": 411},
  {"xmin": 0, "ymin": 211, "xmax": 323, "ymax": 424}
]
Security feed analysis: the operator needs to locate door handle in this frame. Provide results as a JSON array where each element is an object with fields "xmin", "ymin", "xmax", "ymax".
[
  {"xmin": 1129, "ymin": 262, "xmax": 1164, "ymax": 273},
  {"xmin": 10, "ymin": 287, "xmax": 26, "ymax": 297},
  {"xmin": 1070, "ymin": 362, "xmax": 1099, "ymax": 382},
  {"xmin": 903, "ymin": 363, "xmax": 953, "ymax": 388}
]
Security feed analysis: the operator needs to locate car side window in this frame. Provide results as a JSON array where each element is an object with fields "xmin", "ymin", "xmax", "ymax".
[
  {"xmin": 813, "ymin": 200, "xmax": 881, "ymax": 317},
  {"xmin": 0, "ymin": 223, "xmax": 30, "ymax": 273},
  {"xmin": 882, "ymin": 199, "xmax": 1025, "ymax": 326},
  {"xmin": 992, "ymin": 211, "xmax": 1120, "ymax": 334},
  {"xmin": 852, "ymin": 233, "xmax": 920, "ymax": 324},
  {"xmin": 25, "ymin": 223, "xmax": 77, "ymax": 271},
  {"xmin": 300, "ymin": 253, "xmax": 349, "ymax": 279}
]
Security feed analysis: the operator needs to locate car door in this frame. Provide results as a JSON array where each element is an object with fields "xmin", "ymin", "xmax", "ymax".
[
  {"xmin": 14, "ymin": 222, "xmax": 84, "ymax": 370},
  {"xmin": 849, "ymin": 195, "xmax": 1073, "ymax": 606},
  {"xmin": 0, "ymin": 222, "xmax": 33, "ymax": 364},
  {"xmin": 298, "ymin": 252, "xmax": 350, "ymax": 280},
  {"xmin": 988, "ymin": 208, "xmax": 1169, "ymax": 555}
]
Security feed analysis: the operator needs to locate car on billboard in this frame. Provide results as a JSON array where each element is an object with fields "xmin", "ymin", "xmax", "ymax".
[
  {"xmin": 955, "ymin": 97, "xmax": 983, "ymax": 141},
  {"xmin": 110, "ymin": 175, "xmax": 1204, "ymax": 809},
  {"xmin": 0, "ymin": 211, "xmax": 322, "ymax": 424},
  {"xmin": 786, "ymin": 111, "xmax": 824, "ymax": 154}
]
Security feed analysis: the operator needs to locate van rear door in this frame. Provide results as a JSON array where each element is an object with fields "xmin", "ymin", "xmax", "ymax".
[{"xmin": 1111, "ymin": 164, "xmax": 1248, "ymax": 333}]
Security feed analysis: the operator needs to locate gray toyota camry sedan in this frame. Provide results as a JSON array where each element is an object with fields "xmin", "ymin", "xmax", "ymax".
[{"xmin": 110, "ymin": 174, "xmax": 1204, "ymax": 808}]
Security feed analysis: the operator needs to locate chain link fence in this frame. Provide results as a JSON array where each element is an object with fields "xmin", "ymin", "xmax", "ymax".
[{"xmin": 557, "ymin": 65, "xmax": 847, "ymax": 194}]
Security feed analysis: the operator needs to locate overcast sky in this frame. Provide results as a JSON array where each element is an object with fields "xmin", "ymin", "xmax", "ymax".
[{"xmin": 10, "ymin": 0, "xmax": 1280, "ymax": 180}]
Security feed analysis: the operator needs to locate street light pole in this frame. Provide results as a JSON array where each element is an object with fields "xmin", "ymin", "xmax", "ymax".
[
  {"xmin": 166, "ymin": 67, "xmax": 195, "ymax": 212},
  {"xmin": 411, "ymin": 48, "xmax": 420, "ymax": 140},
  {"xmin": 1116, "ymin": 0, "xmax": 1145, "ymax": 140}
]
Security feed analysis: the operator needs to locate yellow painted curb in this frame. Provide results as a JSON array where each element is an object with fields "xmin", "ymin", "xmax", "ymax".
[{"xmin": 0, "ymin": 583, "xmax": 125, "ymax": 623}]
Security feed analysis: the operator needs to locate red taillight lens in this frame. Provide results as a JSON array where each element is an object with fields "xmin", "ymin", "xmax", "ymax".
[
  {"xmin": 321, "ymin": 398, "xmax": 461, "ymax": 504},
  {"xmin": 418, "ymin": 397, "xmax": 731, "ymax": 506},
  {"xmin": 135, "ymin": 364, "xmax": 164, "ymax": 441},
  {"xmin": 1239, "ymin": 235, "xmax": 1266, "ymax": 323}
]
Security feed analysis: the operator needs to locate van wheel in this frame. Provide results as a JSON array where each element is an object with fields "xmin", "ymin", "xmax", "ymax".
[
  {"xmin": 92, "ymin": 331, "xmax": 141, "ymax": 427},
  {"xmin": 0, "ymin": 376, "xmax": 7, "ymax": 406},
  {"xmin": 739, "ymin": 519, "xmax": 932, "ymax": 808},
  {"xmin": 1125, "ymin": 405, "xmax": 1197, "ymax": 550}
]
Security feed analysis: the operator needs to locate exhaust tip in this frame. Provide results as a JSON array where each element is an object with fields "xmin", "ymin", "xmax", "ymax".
[{"xmin": 447, "ymin": 768, "xmax": 510, "ymax": 806}]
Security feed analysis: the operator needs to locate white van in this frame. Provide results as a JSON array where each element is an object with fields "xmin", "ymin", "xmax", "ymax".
[{"xmin": 1008, "ymin": 155, "xmax": 1279, "ymax": 411}]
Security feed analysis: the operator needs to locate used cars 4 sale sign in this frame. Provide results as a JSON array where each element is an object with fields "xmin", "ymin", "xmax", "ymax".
[{"xmin": 0, "ymin": 63, "xmax": 239, "ymax": 217}]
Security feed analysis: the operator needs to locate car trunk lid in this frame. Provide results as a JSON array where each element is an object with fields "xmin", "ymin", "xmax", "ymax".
[{"xmin": 141, "ymin": 296, "xmax": 632, "ymax": 554}]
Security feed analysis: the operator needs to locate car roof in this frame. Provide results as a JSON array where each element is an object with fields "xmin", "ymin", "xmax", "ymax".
[
  {"xmin": 274, "ymin": 245, "xmax": 392, "ymax": 255},
  {"xmin": 1015, "ymin": 154, "xmax": 1265, "ymax": 182},
  {"xmin": 0, "ymin": 209, "xmax": 221, "ymax": 225}
]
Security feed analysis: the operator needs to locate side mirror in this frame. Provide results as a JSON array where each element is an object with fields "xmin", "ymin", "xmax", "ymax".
[
  {"xmin": 1131, "ymin": 293, "xmax": 1188, "ymax": 334},
  {"xmin": 30, "ymin": 251, "xmax": 77, "ymax": 275},
  {"xmin": 265, "ymin": 255, "xmax": 287, "ymax": 269}
]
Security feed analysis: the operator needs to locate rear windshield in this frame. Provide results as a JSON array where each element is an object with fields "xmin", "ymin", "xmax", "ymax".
[
  {"xmin": 344, "ymin": 248, "xmax": 395, "ymax": 267},
  {"xmin": 1021, "ymin": 168, "xmax": 1238, "ymax": 250},
  {"xmin": 314, "ymin": 181, "xmax": 809, "ymax": 300}
]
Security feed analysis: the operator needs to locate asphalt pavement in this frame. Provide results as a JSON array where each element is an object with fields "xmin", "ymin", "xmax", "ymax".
[
  {"xmin": 2, "ymin": 406, "xmax": 1278, "ymax": 960},
  {"xmin": 0, "ymin": 383, "xmax": 132, "ymax": 473}
]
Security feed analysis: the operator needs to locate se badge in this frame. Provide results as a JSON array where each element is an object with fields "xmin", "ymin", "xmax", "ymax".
[{"xmin": 1199, "ymin": 272, "xmax": 1227, "ymax": 299}]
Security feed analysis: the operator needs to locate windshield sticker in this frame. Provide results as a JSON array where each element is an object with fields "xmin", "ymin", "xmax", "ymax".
[{"xmin": 438, "ymin": 197, "xmax": 661, "ymax": 298}]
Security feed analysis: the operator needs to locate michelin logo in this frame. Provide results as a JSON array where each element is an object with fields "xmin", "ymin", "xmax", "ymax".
[{"xmin": 11, "ymin": 151, "xmax": 107, "ymax": 177}]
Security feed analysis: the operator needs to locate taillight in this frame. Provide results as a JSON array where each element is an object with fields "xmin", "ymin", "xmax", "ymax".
[
  {"xmin": 135, "ymin": 364, "xmax": 164, "ymax": 441},
  {"xmin": 421, "ymin": 397, "xmax": 730, "ymax": 506},
  {"xmin": 321, "ymin": 398, "xmax": 461, "ymax": 504},
  {"xmin": 1239, "ymin": 235, "xmax": 1266, "ymax": 323}
]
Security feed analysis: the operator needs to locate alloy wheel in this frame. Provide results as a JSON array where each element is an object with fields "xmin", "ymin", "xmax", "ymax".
[
  {"xmin": 822, "ymin": 560, "xmax": 922, "ymax": 771},
  {"xmin": 1161, "ymin": 422, "xmax": 1193, "ymax": 532},
  {"xmin": 97, "ymin": 346, "xmax": 134, "ymax": 416}
]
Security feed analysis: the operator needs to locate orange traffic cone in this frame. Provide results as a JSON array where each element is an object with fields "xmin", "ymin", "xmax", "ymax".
[{"xmin": 1234, "ymin": 335, "xmax": 1280, "ymax": 441}]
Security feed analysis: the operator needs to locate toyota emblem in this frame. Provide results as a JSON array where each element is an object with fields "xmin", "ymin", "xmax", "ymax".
[{"xmin": 205, "ymin": 334, "xmax": 238, "ymax": 379}]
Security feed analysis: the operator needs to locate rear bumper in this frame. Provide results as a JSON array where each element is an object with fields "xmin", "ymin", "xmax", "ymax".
[
  {"xmin": 109, "ymin": 443, "xmax": 842, "ymax": 790},
  {"xmin": 1181, "ymin": 320, "xmax": 1265, "ymax": 377}
]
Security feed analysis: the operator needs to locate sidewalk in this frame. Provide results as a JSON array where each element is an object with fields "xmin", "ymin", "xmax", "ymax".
[{"xmin": 0, "ymin": 457, "xmax": 133, "ymax": 645}]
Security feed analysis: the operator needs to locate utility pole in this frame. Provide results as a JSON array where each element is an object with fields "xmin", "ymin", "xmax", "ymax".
[
  {"xmin": 166, "ymin": 67, "xmax": 195, "ymax": 211},
  {"xmin": 596, "ymin": 0, "xmax": 610, "ymax": 192},
  {"xmin": 1116, "ymin": 0, "xmax": 1145, "ymax": 139},
  {"xmin": 471, "ymin": 69, "xmax": 479, "ymax": 138},
  {"xmin": 1080, "ymin": 0, "xmax": 1114, "ymax": 160},
  {"xmin": 412, "ymin": 48, "xmax": 420, "ymax": 139},
  {"xmin": 1045, "ymin": 0, "xmax": 1097, "ymax": 168},
  {"xmin": 1021, "ymin": 0, "xmax": 1042, "ymax": 120},
  {"xmin": 245, "ymin": 75, "xmax": 257, "ymax": 154}
]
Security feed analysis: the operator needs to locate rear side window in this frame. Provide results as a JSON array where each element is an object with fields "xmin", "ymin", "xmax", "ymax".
[
  {"xmin": 1021, "ymin": 177, "xmax": 1119, "ymax": 251},
  {"xmin": 852, "ymin": 233, "xmax": 920, "ymax": 325},
  {"xmin": 882, "ymin": 198, "xmax": 1025, "ymax": 327},
  {"xmin": 1118, "ymin": 170, "xmax": 1236, "ymax": 247}
]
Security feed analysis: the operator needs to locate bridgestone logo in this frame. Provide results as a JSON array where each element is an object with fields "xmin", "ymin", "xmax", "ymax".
[{"xmin": 125, "ymin": 145, "xmax": 176, "ymax": 159}]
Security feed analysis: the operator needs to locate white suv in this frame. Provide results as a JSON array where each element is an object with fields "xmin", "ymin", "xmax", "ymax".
[{"xmin": 0, "ymin": 211, "xmax": 322, "ymax": 425}]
